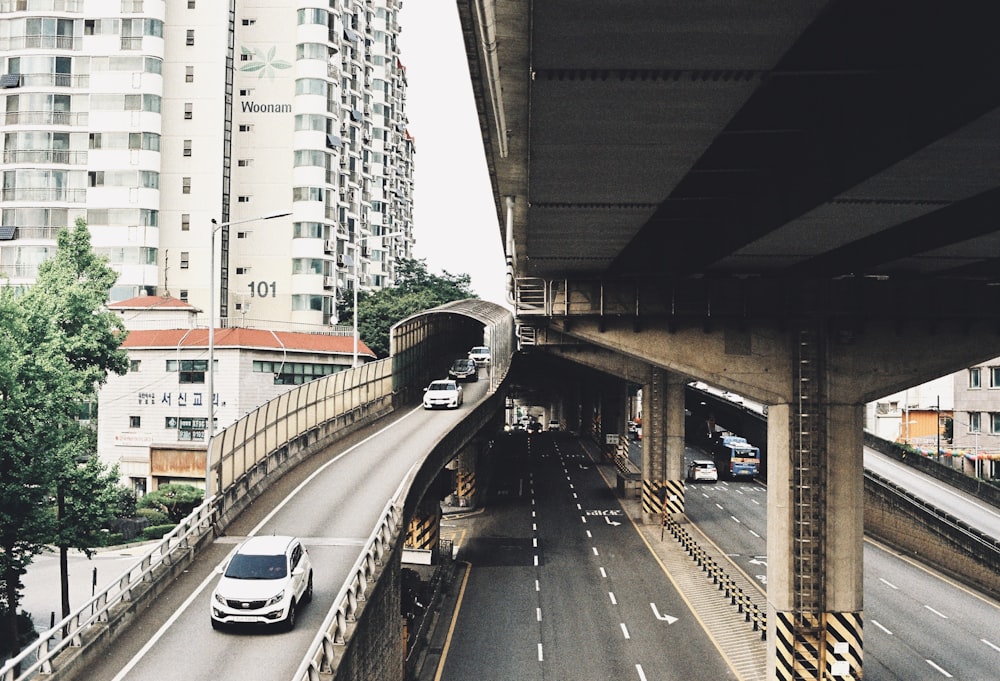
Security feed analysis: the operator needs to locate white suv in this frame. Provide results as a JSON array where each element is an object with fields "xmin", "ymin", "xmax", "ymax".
[{"xmin": 211, "ymin": 535, "xmax": 313, "ymax": 630}]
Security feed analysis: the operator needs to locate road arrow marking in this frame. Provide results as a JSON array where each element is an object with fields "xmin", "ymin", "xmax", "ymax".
[
  {"xmin": 650, "ymin": 603, "xmax": 678, "ymax": 624},
  {"xmin": 605, "ymin": 516, "xmax": 621, "ymax": 526}
]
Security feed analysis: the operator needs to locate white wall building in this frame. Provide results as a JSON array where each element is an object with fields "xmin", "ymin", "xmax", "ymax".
[
  {"xmin": 100, "ymin": 295, "xmax": 373, "ymax": 494},
  {"xmin": 1, "ymin": 0, "xmax": 414, "ymax": 332}
]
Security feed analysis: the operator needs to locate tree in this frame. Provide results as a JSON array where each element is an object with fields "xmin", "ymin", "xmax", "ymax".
[
  {"xmin": 137, "ymin": 483, "xmax": 204, "ymax": 523},
  {"xmin": 0, "ymin": 219, "xmax": 128, "ymax": 655},
  {"xmin": 351, "ymin": 258, "xmax": 477, "ymax": 358}
]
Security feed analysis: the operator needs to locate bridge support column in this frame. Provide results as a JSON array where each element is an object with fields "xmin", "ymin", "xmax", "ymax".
[
  {"xmin": 405, "ymin": 496, "xmax": 441, "ymax": 560},
  {"xmin": 641, "ymin": 369, "xmax": 686, "ymax": 523},
  {"xmin": 454, "ymin": 443, "xmax": 478, "ymax": 508},
  {"xmin": 767, "ymin": 327, "xmax": 864, "ymax": 681}
]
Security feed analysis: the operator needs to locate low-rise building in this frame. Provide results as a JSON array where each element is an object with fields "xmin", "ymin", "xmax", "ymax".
[{"xmin": 98, "ymin": 296, "xmax": 373, "ymax": 494}]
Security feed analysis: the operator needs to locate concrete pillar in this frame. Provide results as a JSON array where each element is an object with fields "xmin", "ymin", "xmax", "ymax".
[
  {"xmin": 601, "ymin": 379, "xmax": 627, "ymax": 460},
  {"xmin": 454, "ymin": 443, "xmax": 478, "ymax": 508},
  {"xmin": 767, "ymin": 375, "xmax": 865, "ymax": 678},
  {"xmin": 640, "ymin": 369, "xmax": 687, "ymax": 523},
  {"xmin": 405, "ymin": 495, "xmax": 441, "ymax": 559}
]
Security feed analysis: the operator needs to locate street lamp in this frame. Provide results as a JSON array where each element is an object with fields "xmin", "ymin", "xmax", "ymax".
[
  {"xmin": 205, "ymin": 211, "xmax": 290, "ymax": 495},
  {"xmin": 351, "ymin": 231, "xmax": 404, "ymax": 367}
]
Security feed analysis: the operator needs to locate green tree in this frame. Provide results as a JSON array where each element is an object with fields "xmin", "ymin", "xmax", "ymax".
[
  {"xmin": 137, "ymin": 483, "xmax": 204, "ymax": 523},
  {"xmin": 0, "ymin": 219, "xmax": 128, "ymax": 655},
  {"xmin": 351, "ymin": 258, "xmax": 476, "ymax": 358}
]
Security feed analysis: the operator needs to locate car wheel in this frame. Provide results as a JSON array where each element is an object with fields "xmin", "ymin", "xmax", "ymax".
[
  {"xmin": 304, "ymin": 572, "xmax": 314, "ymax": 604},
  {"xmin": 284, "ymin": 600, "xmax": 296, "ymax": 631}
]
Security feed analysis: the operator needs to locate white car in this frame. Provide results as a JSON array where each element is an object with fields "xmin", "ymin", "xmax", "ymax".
[
  {"xmin": 468, "ymin": 345, "xmax": 491, "ymax": 366},
  {"xmin": 686, "ymin": 459, "xmax": 719, "ymax": 483},
  {"xmin": 211, "ymin": 535, "xmax": 313, "ymax": 630},
  {"xmin": 423, "ymin": 379, "xmax": 464, "ymax": 409}
]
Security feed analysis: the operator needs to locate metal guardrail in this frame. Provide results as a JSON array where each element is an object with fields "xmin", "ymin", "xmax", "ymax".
[
  {"xmin": 291, "ymin": 499, "xmax": 402, "ymax": 681},
  {"xmin": 1, "ymin": 501, "xmax": 217, "ymax": 681}
]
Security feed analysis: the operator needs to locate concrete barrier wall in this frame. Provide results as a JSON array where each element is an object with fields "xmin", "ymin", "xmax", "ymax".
[{"xmin": 864, "ymin": 471, "xmax": 1000, "ymax": 601}]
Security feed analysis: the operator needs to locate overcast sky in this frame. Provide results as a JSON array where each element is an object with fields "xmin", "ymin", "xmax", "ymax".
[{"xmin": 397, "ymin": 2, "xmax": 509, "ymax": 307}]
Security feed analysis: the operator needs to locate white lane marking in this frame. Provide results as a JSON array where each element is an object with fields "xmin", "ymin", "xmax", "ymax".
[
  {"xmin": 536, "ymin": 608, "xmax": 542, "ymax": 621},
  {"xmin": 532, "ymin": 523, "xmax": 537, "ymax": 531},
  {"xmin": 925, "ymin": 659, "xmax": 953, "ymax": 677},
  {"xmin": 586, "ymin": 530, "xmax": 592, "ymax": 538},
  {"xmin": 573, "ymin": 492, "xmax": 578, "ymax": 499},
  {"xmin": 870, "ymin": 452, "xmax": 1000, "ymax": 522},
  {"xmin": 620, "ymin": 622, "xmax": 630, "ymax": 639},
  {"xmin": 608, "ymin": 592, "xmax": 617, "ymax": 605},
  {"xmin": 751, "ymin": 498, "xmax": 760, "ymax": 505},
  {"xmin": 731, "ymin": 515, "xmax": 741, "ymax": 524},
  {"xmin": 748, "ymin": 529, "xmax": 760, "ymax": 538},
  {"xmin": 701, "ymin": 493, "xmax": 709, "ymax": 498},
  {"xmin": 532, "ymin": 510, "xmax": 536, "ymax": 518},
  {"xmin": 924, "ymin": 605, "xmax": 949, "ymax": 619},
  {"xmin": 715, "ymin": 503, "xmax": 724, "ymax": 510},
  {"xmin": 599, "ymin": 567, "xmax": 607, "ymax": 578},
  {"xmin": 982, "ymin": 639, "xmax": 1000, "ymax": 653},
  {"xmin": 538, "ymin": 644, "xmax": 544, "ymax": 661},
  {"xmin": 605, "ymin": 516, "xmax": 621, "ymax": 526},
  {"xmin": 535, "ymin": 580, "xmax": 540, "ymax": 592},
  {"xmin": 636, "ymin": 664, "xmax": 648, "ymax": 681},
  {"xmin": 581, "ymin": 516, "xmax": 587, "ymax": 524},
  {"xmin": 112, "ymin": 406, "xmax": 425, "ymax": 681},
  {"xmin": 871, "ymin": 620, "xmax": 893, "ymax": 635},
  {"xmin": 650, "ymin": 602, "xmax": 678, "ymax": 624},
  {"xmin": 577, "ymin": 503, "xmax": 582, "ymax": 510},
  {"xmin": 592, "ymin": 547, "xmax": 599, "ymax": 556},
  {"xmin": 533, "ymin": 538, "xmax": 537, "ymax": 547},
  {"xmin": 879, "ymin": 577, "xmax": 898, "ymax": 589},
  {"xmin": 534, "ymin": 555, "xmax": 539, "ymax": 566}
]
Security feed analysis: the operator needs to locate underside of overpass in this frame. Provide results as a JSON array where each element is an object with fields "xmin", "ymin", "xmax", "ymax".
[{"xmin": 458, "ymin": 2, "xmax": 1000, "ymax": 679}]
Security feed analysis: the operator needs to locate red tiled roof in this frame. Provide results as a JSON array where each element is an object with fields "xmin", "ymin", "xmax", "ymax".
[
  {"xmin": 108, "ymin": 295, "xmax": 200, "ymax": 311},
  {"xmin": 121, "ymin": 328, "xmax": 374, "ymax": 357}
]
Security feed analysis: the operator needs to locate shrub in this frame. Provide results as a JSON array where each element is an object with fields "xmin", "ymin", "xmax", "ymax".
[
  {"xmin": 137, "ymin": 483, "xmax": 204, "ymax": 522},
  {"xmin": 136, "ymin": 508, "xmax": 170, "ymax": 526},
  {"xmin": 140, "ymin": 524, "xmax": 176, "ymax": 541}
]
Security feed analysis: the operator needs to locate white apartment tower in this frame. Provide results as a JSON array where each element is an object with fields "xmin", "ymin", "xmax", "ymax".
[{"xmin": 1, "ymin": 0, "xmax": 414, "ymax": 332}]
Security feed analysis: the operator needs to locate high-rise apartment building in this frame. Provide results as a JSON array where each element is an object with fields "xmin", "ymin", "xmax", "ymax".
[{"xmin": 1, "ymin": 0, "xmax": 414, "ymax": 333}]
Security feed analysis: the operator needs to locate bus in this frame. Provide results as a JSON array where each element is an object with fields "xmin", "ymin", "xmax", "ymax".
[{"xmin": 712, "ymin": 434, "xmax": 761, "ymax": 479}]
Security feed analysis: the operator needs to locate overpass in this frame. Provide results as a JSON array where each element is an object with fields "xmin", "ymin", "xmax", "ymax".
[{"xmin": 458, "ymin": 2, "xmax": 1000, "ymax": 679}]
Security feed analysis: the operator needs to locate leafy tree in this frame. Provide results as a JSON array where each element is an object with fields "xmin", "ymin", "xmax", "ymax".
[
  {"xmin": 351, "ymin": 258, "xmax": 477, "ymax": 358},
  {"xmin": 137, "ymin": 483, "xmax": 204, "ymax": 523},
  {"xmin": 0, "ymin": 219, "xmax": 128, "ymax": 655}
]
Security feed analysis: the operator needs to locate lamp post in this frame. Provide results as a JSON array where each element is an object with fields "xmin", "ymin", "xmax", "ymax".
[
  {"xmin": 352, "ymin": 231, "xmax": 403, "ymax": 367},
  {"xmin": 205, "ymin": 211, "xmax": 290, "ymax": 495}
]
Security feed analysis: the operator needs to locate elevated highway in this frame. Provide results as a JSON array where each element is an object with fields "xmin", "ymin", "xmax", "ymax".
[{"xmin": 459, "ymin": 3, "xmax": 1000, "ymax": 678}]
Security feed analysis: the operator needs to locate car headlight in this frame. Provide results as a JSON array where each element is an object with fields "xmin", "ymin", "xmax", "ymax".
[
  {"xmin": 214, "ymin": 591, "xmax": 227, "ymax": 605},
  {"xmin": 264, "ymin": 590, "xmax": 285, "ymax": 607}
]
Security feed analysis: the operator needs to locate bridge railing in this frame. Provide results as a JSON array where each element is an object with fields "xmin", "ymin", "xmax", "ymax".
[
  {"xmin": 0, "ymin": 501, "xmax": 217, "ymax": 681},
  {"xmin": 0, "ymin": 360, "xmax": 397, "ymax": 681}
]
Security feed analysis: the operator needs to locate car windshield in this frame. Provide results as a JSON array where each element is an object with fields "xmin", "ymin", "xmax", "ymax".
[
  {"xmin": 471, "ymin": 347, "xmax": 488, "ymax": 355},
  {"xmin": 225, "ymin": 553, "xmax": 287, "ymax": 579},
  {"xmin": 451, "ymin": 360, "xmax": 471, "ymax": 369},
  {"xmin": 430, "ymin": 383, "xmax": 455, "ymax": 391}
]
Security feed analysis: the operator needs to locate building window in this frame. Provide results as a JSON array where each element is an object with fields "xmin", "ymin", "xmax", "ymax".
[
  {"xmin": 187, "ymin": 0, "xmax": 195, "ymax": 7},
  {"xmin": 180, "ymin": 251, "xmax": 190, "ymax": 269},
  {"xmin": 130, "ymin": 360, "xmax": 141, "ymax": 372},
  {"xmin": 179, "ymin": 289, "xmax": 188, "ymax": 302},
  {"xmin": 239, "ymin": 124, "xmax": 253, "ymax": 132},
  {"xmin": 991, "ymin": 412, "xmax": 1000, "ymax": 434},
  {"xmin": 236, "ymin": 267, "xmax": 250, "ymax": 275},
  {"xmin": 184, "ymin": 103, "xmax": 193, "ymax": 120},
  {"xmin": 181, "ymin": 213, "xmax": 190, "ymax": 231},
  {"xmin": 237, "ymin": 196, "xmax": 250, "ymax": 203},
  {"xmin": 242, "ymin": 18, "xmax": 256, "ymax": 26},
  {"xmin": 182, "ymin": 177, "xmax": 191, "ymax": 194},
  {"xmin": 239, "ymin": 88, "xmax": 253, "ymax": 97},
  {"xmin": 237, "ymin": 231, "xmax": 250, "ymax": 239},
  {"xmin": 183, "ymin": 140, "xmax": 192, "ymax": 156},
  {"xmin": 166, "ymin": 359, "xmax": 209, "ymax": 384},
  {"xmin": 185, "ymin": 65, "xmax": 194, "ymax": 82},
  {"xmin": 237, "ymin": 159, "xmax": 253, "ymax": 167},
  {"xmin": 969, "ymin": 411, "xmax": 981, "ymax": 433},
  {"xmin": 991, "ymin": 366, "xmax": 1000, "ymax": 388},
  {"xmin": 129, "ymin": 416, "xmax": 141, "ymax": 428},
  {"xmin": 186, "ymin": 30, "xmax": 195, "ymax": 46},
  {"xmin": 969, "ymin": 367, "xmax": 981, "ymax": 389}
]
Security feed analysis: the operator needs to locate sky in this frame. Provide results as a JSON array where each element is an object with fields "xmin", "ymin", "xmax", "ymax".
[{"xmin": 397, "ymin": 2, "xmax": 510, "ymax": 307}]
